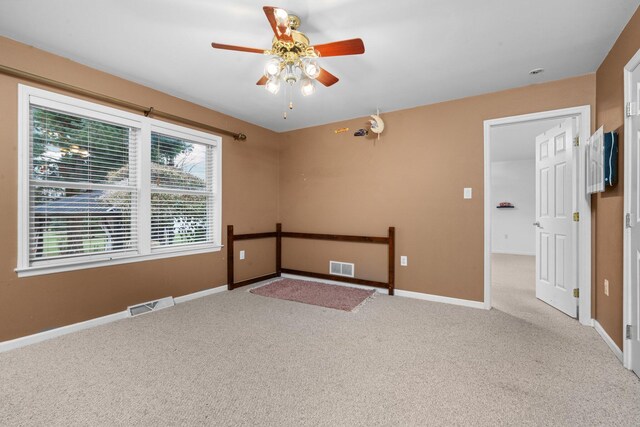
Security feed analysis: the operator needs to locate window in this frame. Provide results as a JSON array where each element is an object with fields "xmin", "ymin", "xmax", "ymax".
[
  {"xmin": 17, "ymin": 85, "xmax": 222, "ymax": 276},
  {"xmin": 149, "ymin": 129, "xmax": 217, "ymax": 250}
]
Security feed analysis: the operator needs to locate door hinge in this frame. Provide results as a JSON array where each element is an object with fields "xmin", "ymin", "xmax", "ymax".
[
  {"xmin": 573, "ymin": 137, "xmax": 579, "ymax": 147},
  {"xmin": 573, "ymin": 288, "xmax": 579, "ymax": 298},
  {"xmin": 626, "ymin": 324, "xmax": 633, "ymax": 340},
  {"xmin": 573, "ymin": 212, "xmax": 579, "ymax": 222},
  {"xmin": 626, "ymin": 213, "xmax": 633, "ymax": 229},
  {"xmin": 627, "ymin": 102, "xmax": 639, "ymax": 117}
]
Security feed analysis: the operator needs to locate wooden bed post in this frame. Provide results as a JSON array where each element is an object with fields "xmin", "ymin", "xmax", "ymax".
[
  {"xmin": 276, "ymin": 223, "xmax": 282, "ymax": 277},
  {"xmin": 388, "ymin": 226, "xmax": 395, "ymax": 296},
  {"xmin": 227, "ymin": 225, "xmax": 234, "ymax": 290}
]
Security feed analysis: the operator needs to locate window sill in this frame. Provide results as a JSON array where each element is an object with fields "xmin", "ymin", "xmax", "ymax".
[{"xmin": 15, "ymin": 245, "xmax": 223, "ymax": 278}]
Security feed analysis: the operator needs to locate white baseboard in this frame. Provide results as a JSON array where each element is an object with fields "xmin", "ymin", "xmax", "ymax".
[
  {"xmin": 594, "ymin": 320, "xmax": 623, "ymax": 362},
  {"xmin": 0, "ymin": 310, "xmax": 129, "ymax": 354},
  {"xmin": 173, "ymin": 284, "xmax": 228, "ymax": 304},
  {"xmin": 394, "ymin": 289, "xmax": 487, "ymax": 310},
  {"xmin": 0, "ymin": 283, "xmax": 228, "ymax": 354},
  {"xmin": 491, "ymin": 250, "xmax": 535, "ymax": 256},
  {"xmin": 281, "ymin": 273, "xmax": 487, "ymax": 310}
]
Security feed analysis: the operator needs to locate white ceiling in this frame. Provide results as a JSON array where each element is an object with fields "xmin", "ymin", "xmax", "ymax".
[
  {"xmin": 491, "ymin": 118, "xmax": 566, "ymax": 162},
  {"xmin": 1, "ymin": 0, "xmax": 638, "ymax": 132}
]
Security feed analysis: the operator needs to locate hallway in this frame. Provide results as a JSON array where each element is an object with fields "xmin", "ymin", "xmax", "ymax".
[
  {"xmin": 491, "ymin": 253, "xmax": 628, "ymax": 361},
  {"xmin": 492, "ymin": 253, "xmax": 589, "ymax": 331}
]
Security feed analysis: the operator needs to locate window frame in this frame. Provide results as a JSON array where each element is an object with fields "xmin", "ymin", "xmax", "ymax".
[{"xmin": 16, "ymin": 85, "xmax": 222, "ymax": 277}]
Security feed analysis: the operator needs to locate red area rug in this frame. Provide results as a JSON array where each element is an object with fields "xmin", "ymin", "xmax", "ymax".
[{"xmin": 250, "ymin": 278, "xmax": 375, "ymax": 312}]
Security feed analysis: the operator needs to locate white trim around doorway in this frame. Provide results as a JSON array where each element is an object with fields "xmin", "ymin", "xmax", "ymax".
[
  {"xmin": 623, "ymin": 48, "xmax": 640, "ymax": 371},
  {"xmin": 483, "ymin": 106, "xmax": 592, "ymax": 325}
]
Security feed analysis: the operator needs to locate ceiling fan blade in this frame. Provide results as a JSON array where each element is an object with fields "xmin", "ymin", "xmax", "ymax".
[
  {"xmin": 316, "ymin": 68, "xmax": 339, "ymax": 87},
  {"xmin": 256, "ymin": 76, "xmax": 268, "ymax": 85},
  {"xmin": 313, "ymin": 38, "xmax": 365, "ymax": 57},
  {"xmin": 263, "ymin": 6, "xmax": 292, "ymax": 41},
  {"xmin": 211, "ymin": 43, "xmax": 266, "ymax": 54}
]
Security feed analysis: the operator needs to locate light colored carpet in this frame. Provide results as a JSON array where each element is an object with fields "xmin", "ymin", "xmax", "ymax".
[
  {"xmin": 1, "ymin": 256, "xmax": 639, "ymax": 426},
  {"xmin": 250, "ymin": 278, "xmax": 375, "ymax": 311}
]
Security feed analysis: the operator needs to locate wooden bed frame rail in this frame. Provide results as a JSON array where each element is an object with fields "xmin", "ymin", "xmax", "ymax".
[{"xmin": 227, "ymin": 223, "xmax": 395, "ymax": 295}]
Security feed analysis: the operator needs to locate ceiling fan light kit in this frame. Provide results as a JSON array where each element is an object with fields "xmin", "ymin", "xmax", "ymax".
[
  {"xmin": 265, "ymin": 77, "xmax": 281, "ymax": 95},
  {"xmin": 303, "ymin": 60, "xmax": 320, "ymax": 79},
  {"xmin": 212, "ymin": 5, "xmax": 365, "ymax": 118},
  {"xmin": 300, "ymin": 78, "xmax": 315, "ymax": 96},
  {"xmin": 264, "ymin": 58, "xmax": 282, "ymax": 78}
]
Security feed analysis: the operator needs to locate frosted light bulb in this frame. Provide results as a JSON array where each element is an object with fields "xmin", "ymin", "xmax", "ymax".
[
  {"xmin": 303, "ymin": 60, "xmax": 320, "ymax": 79},
  {"xmin": 264, "ymin": 58, "xmax": 281, "ymax": 78},
  {"xmin": 300, "ymin": 78, "xmax": 315, "ymax": 96},
  {"xmin": 265, "ymin": 77, "xmax": 281, "ymax": 95}
]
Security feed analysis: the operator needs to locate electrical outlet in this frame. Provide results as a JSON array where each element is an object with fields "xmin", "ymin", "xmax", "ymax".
[
  {"xmin": 400, "ymin": 256, "xmax": 408, "ymax": 266},
  {"xmin": 464, "ymin": 188, "xmax": 472, "ymax": 199},
  {"xmin": 604, "ymin": 279, "xmax": 609, "ymax": 296},
  {"xmin": 239, "ymin": 250, "xmax": 245, "ymax": 260}
]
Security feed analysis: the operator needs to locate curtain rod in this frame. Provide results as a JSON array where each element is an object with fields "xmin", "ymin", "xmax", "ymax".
[{"xmin": 0, "ymin": 64, "xmax": 247, "ymax": 141}]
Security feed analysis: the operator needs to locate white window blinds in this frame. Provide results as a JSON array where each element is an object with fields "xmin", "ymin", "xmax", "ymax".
[
  {"xmin": 28, "ymin": 105, "xmax": 138, "ymax": 263},
  {"xmin": 18, "ymin": 86, "xmax": 222, "ymax": 276},
  {"xmin": 150, "ymin": 132, "xmax": 216, "ymax": 249}
]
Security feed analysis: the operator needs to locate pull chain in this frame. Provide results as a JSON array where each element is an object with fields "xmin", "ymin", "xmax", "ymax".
[
  {"xmin": 289, "ymin": 84, "xmax": 294, "ymax": 110},
  {"xmin": 282, "ymin": 81, "xmax": 295, "ymax": 119},
  {"xmin": 282, "ymin": 82, "xmax": 287, "ymax": 120}
]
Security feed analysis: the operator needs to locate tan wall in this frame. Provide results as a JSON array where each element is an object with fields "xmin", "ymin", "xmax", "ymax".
[
  {"xmin": 279, "ymin": 75, "xmax": 596, "ymax": 301},
  {"xmin": 594, "ymin": 7, "xmax": 640, "ymax": 348},
  {"xmin": 4, "ymin": 16, "xmax": 636, "ymax": 344},
  {"xmin": 0, "ymin": 37, "xmax": 280, "ymax": 342}
]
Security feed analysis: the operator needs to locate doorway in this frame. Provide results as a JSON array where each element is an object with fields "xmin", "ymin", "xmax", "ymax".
[
  {"xmin": 490, "ymin": 118, "xmax": 562, "ymax": 316},
  {"xmin": 484, "ymin": 106, "xmax": 592, "ymax": 326}
]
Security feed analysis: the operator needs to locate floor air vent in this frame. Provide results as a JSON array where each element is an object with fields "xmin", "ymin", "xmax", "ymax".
[
  {"xmin": 329, "ymin": 261, "xmax": 355, "ymax": 278},
  {"xmin": 128, "ymin": 297, "xmax": 174, "ymax": 317}
]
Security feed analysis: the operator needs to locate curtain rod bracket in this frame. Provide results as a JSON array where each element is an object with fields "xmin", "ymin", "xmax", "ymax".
[
  {"xmin": 144, "ymin": 107, "xmax": 154, "ymax": 117},
  {"xmin": 234, "ymin": 133, "xmax": 247, "ymax": 141}
]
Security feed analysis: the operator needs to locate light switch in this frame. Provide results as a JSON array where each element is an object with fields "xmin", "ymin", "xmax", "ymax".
[
  {"xmin": 239, "ymin": 250, "xmax": 245, "ymax": 260},
  {"xmin": 400, "ymin": 256, "xmax": 408, "ymax": 266},
  {"xmin": 464, "ymin": 188, "xmax": 472, "ymax": 199}
]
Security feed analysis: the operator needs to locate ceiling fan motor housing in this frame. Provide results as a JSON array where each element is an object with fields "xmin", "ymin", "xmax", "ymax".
[{"xmin": 271, "ymin": 30, "xmax": 317, "ymax": 66}]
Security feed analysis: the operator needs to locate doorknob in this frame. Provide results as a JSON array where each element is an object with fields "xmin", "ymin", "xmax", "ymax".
[{"xmin": 533, "ymin": 221, "xmax": 543, "ymax": 228}]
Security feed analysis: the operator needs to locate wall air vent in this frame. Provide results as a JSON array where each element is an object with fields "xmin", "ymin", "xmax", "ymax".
[
  {"xmin": 127, "ymin": 297, "xmax": 175, "ymax": 317},
  {"xmin": 329, "ymin": 261, "xmax": 355, "ymax": 278}
]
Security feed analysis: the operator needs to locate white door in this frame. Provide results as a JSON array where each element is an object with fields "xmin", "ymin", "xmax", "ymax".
[
  {"xmin": 626, "ymin": 62, "xmax": 640, "ymax": 377},
  {"xmin": 535, "ymin": 120, "xmax": 577, "ymax": 317}
]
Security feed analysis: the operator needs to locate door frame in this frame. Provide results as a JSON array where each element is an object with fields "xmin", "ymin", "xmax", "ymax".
[
  {"xmin": 623, "ymin": 48, "xmax": 640, "ymax": 370},
  {"xmin": 483, "ymin": 106, "xmax": 592, "ymax": 325}
]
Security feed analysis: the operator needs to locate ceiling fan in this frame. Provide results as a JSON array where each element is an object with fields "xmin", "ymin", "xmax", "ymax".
[{"xmin": 211, "ymin": 6, "xmax": 365, "ymax": 99}]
